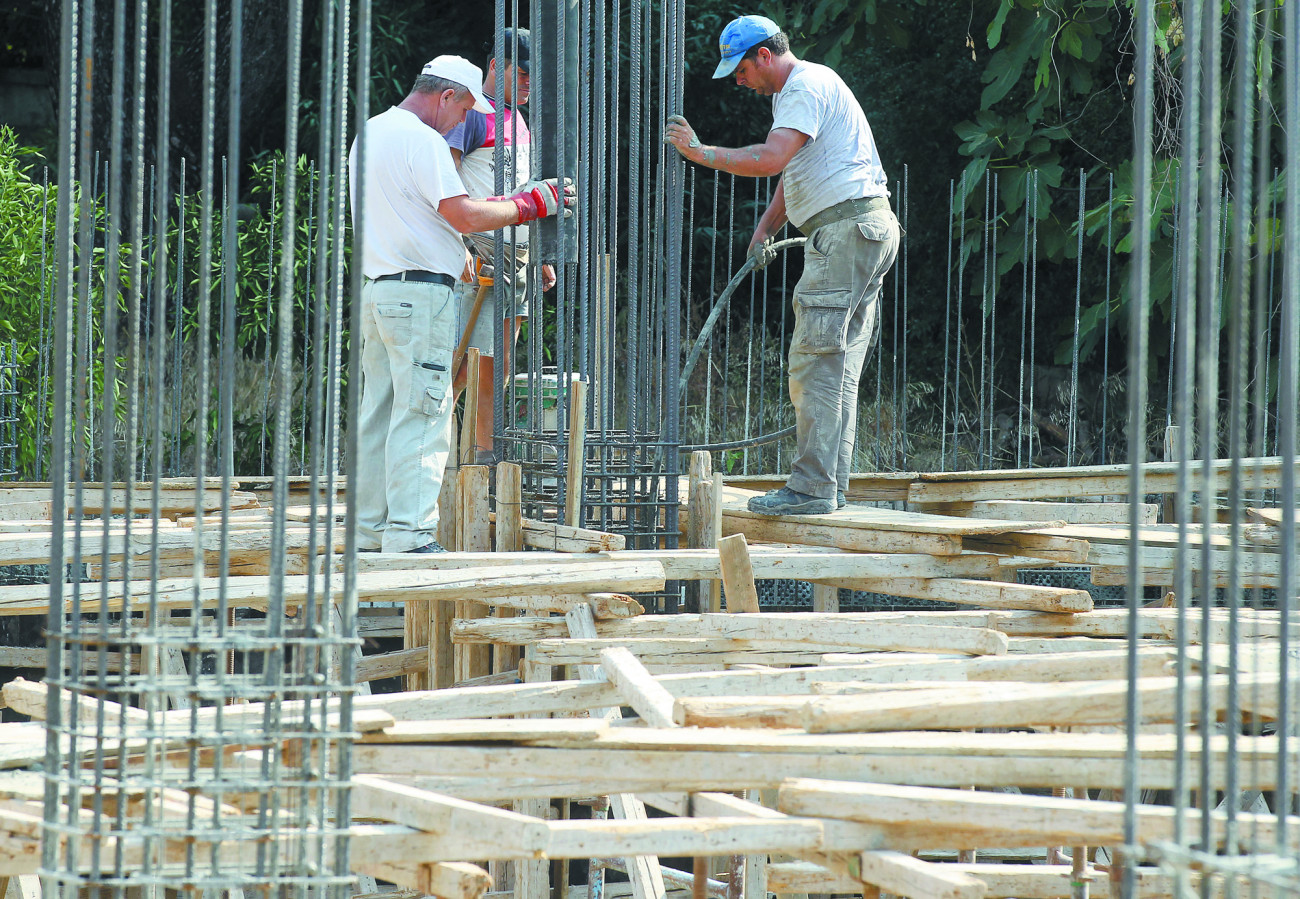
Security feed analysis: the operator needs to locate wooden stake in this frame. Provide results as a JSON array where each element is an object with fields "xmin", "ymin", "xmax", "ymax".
[
  {"xmin": 566, "ymin": 604, "xmax": 667, "ymax": 899},
  {"xmin": 686, "ymin": 451, "xmax": 714, "ymax": 613},
  {"xmin": 432, "ymin": 419, "xmax": 460, "ymax": 689},
  {"xmin": 460, "ymin": 465, "xmax": 493, "ymax": 682},
  {"xmin": 717, "ymin": 534, "xmax": 760, "ymax": 613},
  {"xmin": 495, "ymin": 462, "xmax": 525, "ymax": 676},
  {"xmin": 565, "ymin": 378, "xmax": 588, "ymax": 528},
  {"xmin": 460, "ymin": 349, "xmax": 481, "ymax": 467},
  {"xmin": 598, "ymin": 647, "xmax": 676, "ymax": 728}
]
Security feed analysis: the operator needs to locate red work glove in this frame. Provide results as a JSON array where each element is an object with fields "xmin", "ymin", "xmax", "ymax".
[{"xmin": 507, "ymin": 177, "xmax": 576, "ymax": 224}]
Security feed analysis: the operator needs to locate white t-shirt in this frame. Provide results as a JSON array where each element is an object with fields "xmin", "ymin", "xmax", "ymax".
[
  {"xmin": 348, "ymin": 106, "xmax": 468, "ymax": 279},
  {"xmin": 771, "ymin": 61, "xmax": 889, "ymax": 229}
]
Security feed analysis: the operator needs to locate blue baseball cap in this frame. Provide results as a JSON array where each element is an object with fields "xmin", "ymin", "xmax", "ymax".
[{"xmin": 713, "ymin": 15, "xmax": 781, "ymax": 79}]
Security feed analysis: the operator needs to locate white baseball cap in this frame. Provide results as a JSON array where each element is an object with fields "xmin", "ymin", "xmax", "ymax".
[{"xmin": 421, "ymin": 55, "xmax": 492, "ymax": 113}]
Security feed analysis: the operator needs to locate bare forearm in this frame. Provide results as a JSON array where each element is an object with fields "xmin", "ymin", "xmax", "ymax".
[
  {"xmin": 754, "ymin": 180, "xmax": 789, "ymax": 240},
  {"xmin": 440, "ymin": 196, "xmax": 522, "ymax": 234},
  {"xmin": 680, "ymin": 142, "xmax": 785, "ymax": 178}
]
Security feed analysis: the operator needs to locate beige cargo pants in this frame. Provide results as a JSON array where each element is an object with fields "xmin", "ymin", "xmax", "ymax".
[{"xmin": 785, "ymin": 207, "xmax": 901, "ymax": 500}]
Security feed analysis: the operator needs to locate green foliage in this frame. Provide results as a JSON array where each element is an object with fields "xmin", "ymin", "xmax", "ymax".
[
  {"xmin": 0, "ymin": 131, "xmax": 341, "ymax": 478},
  {"xmin": 0, "ymin": 126, "xmax": 54, "ymax": 475},
  {"xmin": 171, "ymin": 153, "xmax": 338, "ymax": 355}
]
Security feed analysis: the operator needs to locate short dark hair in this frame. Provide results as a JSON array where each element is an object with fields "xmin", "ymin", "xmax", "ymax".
[
  {"xmin": 412, "ymin": 74, "xmax": 470, "ymax": 101},
  {"xmin": 743, "ymin": 32, "xmax": 789, "ymax": 61}
]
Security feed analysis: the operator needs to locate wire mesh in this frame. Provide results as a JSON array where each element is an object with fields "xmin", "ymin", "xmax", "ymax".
[
  {"xmin": 493, "ymin": 0, "xmax": 685, "ymax": 548},
  {"xmin": 38, "ymin": 0, "xmax": 359, "ymax": 896}
]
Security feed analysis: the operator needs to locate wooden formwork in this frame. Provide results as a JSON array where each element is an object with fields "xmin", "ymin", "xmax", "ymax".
[{"xmin": 0, "ymin": 458, "xmax": 1295, "ymax": 897}]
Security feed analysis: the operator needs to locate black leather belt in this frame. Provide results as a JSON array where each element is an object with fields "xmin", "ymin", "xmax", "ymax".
[
  {"xmin": 373, "ymin": 270, "xmax": 455, "ymax": 288},
  {"xmin": 797, "ymin": 196, "xmax": 891, "ymax": 237}
]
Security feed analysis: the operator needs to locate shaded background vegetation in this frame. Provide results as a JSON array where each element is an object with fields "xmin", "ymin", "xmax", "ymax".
[{"xmin": 1, "ymin": 1, "xmax": 1284, "ymax": 472}]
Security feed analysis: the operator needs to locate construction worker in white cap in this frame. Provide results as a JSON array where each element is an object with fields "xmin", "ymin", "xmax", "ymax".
[
  {"xmin": 665, "ymin": 16, "xmax": 900, "ymax": 517},
  {"xmin": 348, "ymin": 54, "xmax": 575, "ymax": 553}
]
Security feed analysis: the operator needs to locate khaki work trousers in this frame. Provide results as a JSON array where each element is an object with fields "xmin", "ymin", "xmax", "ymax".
[{"xmin": 785, "ymin": 207, "xmax": 901, "ymax": 501}]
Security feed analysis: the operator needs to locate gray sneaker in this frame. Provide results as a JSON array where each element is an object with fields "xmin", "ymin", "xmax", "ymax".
[
  {"xmin": 747, "ymin": 486, "xmax": 834, "ymax": 516},
  {"xmin": 837, "ymin": 490, "xmax": 846, "ymax": 509}
]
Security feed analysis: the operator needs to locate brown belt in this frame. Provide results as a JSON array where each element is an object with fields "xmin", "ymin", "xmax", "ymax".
[{"xmin": 797, "ymin": 196, "xmax": 891, "ymax": 237}]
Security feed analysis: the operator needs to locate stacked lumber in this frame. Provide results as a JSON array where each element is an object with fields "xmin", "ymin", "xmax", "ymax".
[
  {"xmin": 1, "ymin": 460, "xmax": 1291, "ymax": 899},
  {"xmin": 342, "ymin": 605, "xmax": 1287, "ymax": 899}
]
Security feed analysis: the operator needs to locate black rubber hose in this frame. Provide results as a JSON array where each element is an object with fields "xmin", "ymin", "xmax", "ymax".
[
  {"xmin": 677, "ymin": 236, "xmax": 806, "ymax": 395},
  {"xmin": 678, "ymin": 425, "xmax": 796, "ymax": 453}
]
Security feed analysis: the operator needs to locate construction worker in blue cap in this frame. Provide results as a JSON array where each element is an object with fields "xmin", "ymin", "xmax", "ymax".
[{"xmin": 666, "ymin": 15, "xmax": 900, "ymax": 516}]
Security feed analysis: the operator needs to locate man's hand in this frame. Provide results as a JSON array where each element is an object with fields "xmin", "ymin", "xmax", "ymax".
[
  {"xmin": 541, "ymin": 264, "xmax": 557, "ymax": 292},
  {"xmin": 509, "ymin": 177, "xmax": 576, "ymax": 223},
  {"xmin": 664, "ymin": 115, "xmax": 701, "ymax": 158},
  {"xmin": 460, "ymin": 247, "xmax": 476, "ymax": 282},
  {"xmin": 747, "ymin": 233, "xmax": 777, "ymax": 270}
]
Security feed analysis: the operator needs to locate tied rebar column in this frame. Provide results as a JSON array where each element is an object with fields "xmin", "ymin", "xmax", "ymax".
[
  {"xmin": 500, "ymin": 1, "xmax": 683, "ymax": 559},
  {"xmin": 40, "ymin": 0, "xmax": 358, "ymax": 896}
]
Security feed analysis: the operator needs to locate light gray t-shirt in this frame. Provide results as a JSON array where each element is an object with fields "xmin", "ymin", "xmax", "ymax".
[{"xmin": 771, "ymin": 61, "xmax": 889, "ymax": 228}]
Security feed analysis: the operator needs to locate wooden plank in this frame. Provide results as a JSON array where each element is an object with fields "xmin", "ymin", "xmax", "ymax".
[
  {"xmin": 2, "ymin": 678, "xmax": 394, "ymax": 734},
  {"xmin": 725, "ymin": 473, "xmax": 916, "ymax": 504},
  {"xmin": 855, "ymin": 851, "xmax": 986, "ymax": 899},
  {"xmin": 1247, "ymin": 506, "xmax": 1294, "ymax": 526},
  {"xmin": 907, "ymin": 456, "xmax": 1295, "ymax": 502},
  {"xmin": 439, "ymin": 413, "xmax": 460, "ymax": 552},
  {"xmin": 460, "ymin": 349, "xmax": 481, "ymax": 469},
  {"xmin": 351, "ymin": 547, "xmax": 1009, "ymax": 581},
  {"xmin": 0, "ymin": 645, "xmax": 137, "ymax": 672},
  {"xmin": 723, "ymin": 515, "xmax": 963, "ymax": 555},
  {"xmin": 766, "ymin": 861, "xmax": 1115, "ymax": 899},
  {"xmin": 362, "ymin": 732, "xmax": 1282, "ymax": 797},
  {"xmin": 0, "ymin": 502, "xmax": 52, "ymax": 521},
  {"xmin": 542, "ymin": 817, "xmax": 826, "ymax": 860},
  {"xmin": 934, "ymin": 500, "xmax": 1158, "ymax": 525},
  {"xmin": 354, "ymin": 861, "xmax": 492, "ymax": 899},
  {"xmin": 777, "ymin": 778, "xmax": 1293, "ymax": 850},
  {"xmin": 599, "ymin": 647, "xmax": 677, "ymax": 728},
  {"xmin": 363, "ymin": 718, "xmax": 609, "ymax": 744},
  {"xmin": 351, "ymin": 775, "xmax": 549, "ymax": 855},
  {"xmin": 0, "ymin": 564, "xmax": 664, "ymax": 618},
  {"xmin": 844, "ymin": 577, "xmax": 1092, "ymax": 613},
  {"xmin": 516, "ymin": 517, "xmax": 627, "ymax": 553},
  {"xmin": 717, "ymin": 534, "xmax": 760, "ymax": 613},
  {"xmin": 799, "ymin": 673, "xmax": 1288, "ymax": 733},
  {"xmin": 714, "ymin": 485, "xmax": 1051, "ymax": 536},
  {"xmin": 1089, "ymin": 565, "xmax": 1278, "ymax": 589},
  {"xmin": 811, "ymin": 648, "xmax": 1172, "ymax": 688},
  {"xmin": 0, "ymin": 526, "xmax": 326, "ymax": 569},
  {"xmin": 530, "ymin": 621, "xmax": 1007, "ymax": 662},
  {"xmin": 411, "ymin": 605, "xmax": 1292, "ymax": 646},
  {"xmin": 962, "ymin": 533, "xmax": 1091, "ymax": 564},
  {"xmin": 358, "ymin": 648, "xmax": 429, "ymax": 683},
  {"xmin": 566, "ymin": 605, "xmax": 667, "ymax": 899},
  {"xmin": 0, "ymin": 480, "xmax": 257, "ymax": 516}
]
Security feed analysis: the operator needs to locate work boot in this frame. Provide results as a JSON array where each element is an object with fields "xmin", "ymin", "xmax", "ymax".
[
  {"xmin": 837, "ymin": 490, "xmax": 846, "ymax": 509},
  {"xmin": 405, "ymin": 541, "xmax": 448, "ymax": 554},
  {"xmin": 747, "ymin": 486, "xmax": 834, "ymax": 516}
]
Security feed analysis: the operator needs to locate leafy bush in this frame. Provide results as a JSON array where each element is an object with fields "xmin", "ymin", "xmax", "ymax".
[{"xmin": 0, "ymin": 129, "xmax": 343, "ymax": 479}]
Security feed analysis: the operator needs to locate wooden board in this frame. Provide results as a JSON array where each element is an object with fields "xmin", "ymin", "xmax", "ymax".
[
  {"xmin": 0, "ymin": 564, "xmax": 660, "ymax": 617},
  {"xmin": 352, "ymin": 548, "xmax": 1014, "ymax": 582},
  {"xmin": 931, "ymin": 500, "xmax": 1158, "ymax": 525},
  {"xmin": 907, "ymin": 456, "xmax": 1294, "ymax": 502},
  {"xmin": 353, "ymin": 733, "xmax": 1283, "ymax": 796}
]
